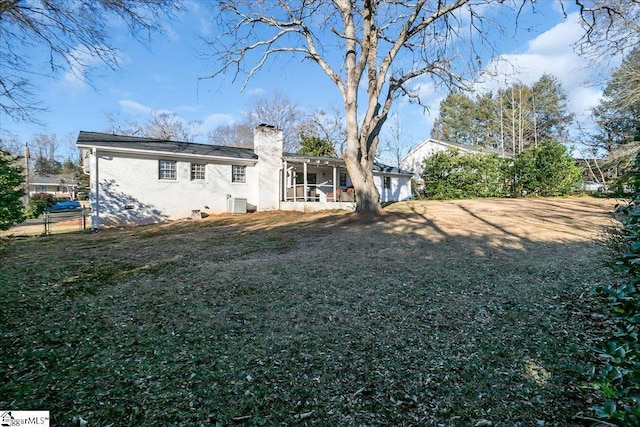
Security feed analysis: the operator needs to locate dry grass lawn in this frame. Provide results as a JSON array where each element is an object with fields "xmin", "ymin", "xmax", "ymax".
[{"xmin": 0, "ymin": 197, "xmax": 620, "ymax": 426}]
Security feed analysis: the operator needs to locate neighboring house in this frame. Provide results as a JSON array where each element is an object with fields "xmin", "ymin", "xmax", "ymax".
[
  {"xmin": 400, "ymin": 138, "xmax": 508, "ymax": 179},
  {"xmin": 76, "ymin": 125, "xmax": 412, "ymax": 228},
  {"xmin": 27, "ymin": 175, "xmax": 79, "ymax": 199}
]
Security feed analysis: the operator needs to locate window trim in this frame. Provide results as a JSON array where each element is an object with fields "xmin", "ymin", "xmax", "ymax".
[
  {"xmin": 159, "ymin": 159, "xmax": 177, "ymax": 180},
  {"xmin": 339, "ymin": 172, "xmax": 347, "ymax": 187},
  {"xmin": 191, "ymin": 163, "xmax": 206, "ymax": 180},
  {"xmin": 383, "ymin": 176, "xmax": 391, "ymax": 189},
  {"xmin": 232, "ymin": 165, "xmax": 246, "ymax": 183}
]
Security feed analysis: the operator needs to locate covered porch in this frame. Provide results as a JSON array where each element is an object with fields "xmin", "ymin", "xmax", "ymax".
[{"xmin": 281, "ymin": 154, "xmax": 355, "ymax": 208}]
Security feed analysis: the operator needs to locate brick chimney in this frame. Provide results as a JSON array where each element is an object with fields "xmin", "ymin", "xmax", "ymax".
[{"xmin": 253, "ymin": 124, "xmax": 283, "ymax": 211}]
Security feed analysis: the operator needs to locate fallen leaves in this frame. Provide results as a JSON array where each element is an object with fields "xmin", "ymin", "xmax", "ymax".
[{"xmin": 0, "ymin": 198, "xmax": 617, "ymax": 426}]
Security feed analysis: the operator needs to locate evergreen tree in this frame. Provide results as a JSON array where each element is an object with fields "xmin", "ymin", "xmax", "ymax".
[
  {"xmin": 298, "ymin": 135, "xmax": 337, "ymax": 157},
  {"xmin": 473, "ymin": 92, "xmax": 500, "ymax": 148},
  {"xmin": 0, "ymin": 150, "xmax": 25, "ymax": 230},
  {"xmin": 593, "ymin": 48, "xmax": 640, "ymax": 153},
  {"xmin": 432, "ymin": 91, "xmax": 476, "ymax": 145},
  {"xmin": 531, "ymin": 75, "xmax": 573, "ymax": 143},
  {"xmin": 434, "ymin": 75, "xmax": 573, "ymax": 154}
]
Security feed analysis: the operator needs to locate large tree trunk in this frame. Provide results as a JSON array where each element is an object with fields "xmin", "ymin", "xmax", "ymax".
[
  {"xmin": 343, "ymin": 81, "xmax": 382, "ymax": 214},
  {"xmin": 344, "ymin": 141, "xmax": 381, "ymax": 213}
]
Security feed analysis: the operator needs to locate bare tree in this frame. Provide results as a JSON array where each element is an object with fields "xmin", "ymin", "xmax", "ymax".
[
  {"xmin": 205, "ymin": 0, "xmax": 532, "ymax": 212},
  {"xmin": 31, "ymin": 134, "xmax": 61, "ymax": 175},
  {"xmin": 105, "ymin": 111, "xmax": 200, "ymax": 142},
  {"xmin": 0, "ymin": 0, "xmax": 180, "ymax": 122},
  {"xmin": 207, "ymin": 123, "xmax": 254, "ymax": 148},
  {"xmin": 303, "ymin": 107, "xmax": 347, "ymax": 157},
  {"xmin": 242, "ymin": 91, "xmax": 306, "ymax": 152},
  {"xmin": 379, "ymin": 112, "xmax": 412, "ymax": 169},
  {"xmin": 144, "ymin": 112, "xmax": 201, "ymax": 142},
  {"xmin": 574, "ymin": 0, "xmax": 640, "ymax": 58},
  {"xmin": 0, "ymin": 132, "xmax": 22, "ymax": 156},
  {"xmin": 105, "ymin": 113, "xmax": 145, "ymax": 137},
  {"xmin": 208, "ymin": 90, "xmax": 311, "ymax": 151}
]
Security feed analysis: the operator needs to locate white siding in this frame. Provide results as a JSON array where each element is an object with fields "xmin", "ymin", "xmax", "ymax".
[
  {"xmin": 94, "ymin": 151, "xmax": 256, "ymax": 225},
  {"xmin": 374, "ymin": 174, "xmax": 413, "ymax": 202},
  {"xmin": 400, "ymin": 139, "xmax": 453, "ymax": 178}
]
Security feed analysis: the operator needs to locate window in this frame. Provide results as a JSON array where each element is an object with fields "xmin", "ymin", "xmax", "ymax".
[
  {"xmin": 296, "ymin": 173, "xmax": 317, "ymax": 185},
  {"xmin": 339, "ymin": 172, "xmax": 347, "ymax": 187},
  {"xmin": 384, "ymin": 176, "xmax": 391, "ymax": 189},
  {"xmin": 159, "ymin": 160, "xmax": 176, "ymax": 180},
  {"xmin": 232, "ymin": 165, "xmax": 246, "ymax": 183},
  {"xmin": 191, "ymin": 163, "xmax": 206, "ymax": 180}
]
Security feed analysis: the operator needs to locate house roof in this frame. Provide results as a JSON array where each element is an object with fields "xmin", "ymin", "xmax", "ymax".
[
  {"xmin": 403, "ymin": 137, "xmax": 509, "ymax": 161},
  {"xmin": 284, "ymin": 153, "xmax": 412, "ymax": 176},
  {"xmin": 76, "ymin": 131, "xmax": 258, "ymax": 161},
  {"xmin": 373, "ymin": 162, "xmax": 411, "ymax": 176},
  {"xmin": 77, "ymin": 131, "xmax": 411, "ymax": 176},
  {"xmin": 29, "ymin": 175, "xmax": 78, "ymax": 186}
]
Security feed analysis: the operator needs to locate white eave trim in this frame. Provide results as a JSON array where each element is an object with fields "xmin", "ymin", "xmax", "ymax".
[{"xmin": 76, "ymin": 143, "xmax": 258, "ymax": 165}]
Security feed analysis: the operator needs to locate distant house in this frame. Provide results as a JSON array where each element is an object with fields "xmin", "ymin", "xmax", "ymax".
[
  {"xmin": 27, "ymin": 175, "xmax": 78, "ymax": 199},
  {"xmin": 400, "ymin": 138, "xmax": 508, "ymax": 179},
  {"xmin": 76, "ymin": 125, "xmax": 412, "ymax": 228}
]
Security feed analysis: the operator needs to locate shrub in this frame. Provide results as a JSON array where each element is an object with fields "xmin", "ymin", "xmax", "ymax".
[
  {"xmin": 24, "ymin": 193, "xmax": 56, "ymax": 219},
  {"xmin": 589, "ymin": 153, "xmax": 640, "ymax": 425},
  {"xmin": 420, "ymin": 141, "xmax": 581, "ymax": 200},
  {"xmin": 510, "ymin": 141, "xmax": 582, "ymax": 197},
  {"xmin": 421, "ymin": 148, "xmax": 508, "ymax": 199}
]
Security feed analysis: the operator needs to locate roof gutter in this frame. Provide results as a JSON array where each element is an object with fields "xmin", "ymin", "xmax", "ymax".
[{"xmin": 76, "ymin": 143, "xmax": 259, "ymax": 165}]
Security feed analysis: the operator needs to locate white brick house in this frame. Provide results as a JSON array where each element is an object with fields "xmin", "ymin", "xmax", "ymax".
[{"xmin": 77, "ymin": 125, "xmax": 412, "ymax": 228}]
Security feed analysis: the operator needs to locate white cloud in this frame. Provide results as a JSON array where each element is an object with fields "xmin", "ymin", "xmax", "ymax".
[
  {"xmin": 62, "ymin": 45, "xmax": 119, "ymax": 90},
  {"xmin": 411, "ymin": 80, "xmax": 437, "ymax": 101},
  {"xmin": 151, "ymin": 73, "xmax": 170, "ymax": 84},
  {"xmin": 246, "ymin": 88, "xmax": 266, "ymax": 97},
  {"xmin": 118, "ymin": 99, "xmax": 153, "ymax": 115},
  {"xmin": 202, "ymin": 113, "xmax": 236, "ymax": 130},
  {"xmin": 472, "ymin": 12, "xmax": 607, "ymax": 124}
]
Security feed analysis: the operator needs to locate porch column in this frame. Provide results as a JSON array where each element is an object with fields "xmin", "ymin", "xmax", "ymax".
[
  {"xmin": 303, "ymin": 161, "xmax": 308, "ymax": 202},
  {"xmin": 332, "ymin": 165, "xmax": 337, "ymax": 202},
  {"xmin": 283, "ymin": 160, "xmax": 288, "ymax": 201}
]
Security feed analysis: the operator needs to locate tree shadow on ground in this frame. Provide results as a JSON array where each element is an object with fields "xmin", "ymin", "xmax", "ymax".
[
  {"xmin": 0, "ymin": 198, "xmax": 618, "ymax": 426},
  {"xmin": 97, "ymin": 179, "xmax": 169, "ymax": 226}
]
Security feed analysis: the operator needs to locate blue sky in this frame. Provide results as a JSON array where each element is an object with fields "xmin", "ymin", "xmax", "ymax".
[{"xmin": 0, "ymin": 1, "xmax": 616, "ymax": 162}]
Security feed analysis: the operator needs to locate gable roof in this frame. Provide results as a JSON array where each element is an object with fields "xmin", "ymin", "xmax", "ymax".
[
  {"xmin": 30, "ymin": 175, "xmax": 79, "ymax": 186},
  {"xmin": 373, "ymin": 162, "xmax": 411, "ymax": 176},
  {"xmin": 76, "ymin": 131, "xmax": 258, "ymax": 161},
  {"xmin": 403, "ymin": 137, "xmax": 508, "ymax": 161}
]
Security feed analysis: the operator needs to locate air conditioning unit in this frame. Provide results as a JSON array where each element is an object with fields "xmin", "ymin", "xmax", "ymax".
[{"xmin": 227, "ymin": 197, "xmax": 247, "ymax": 214}]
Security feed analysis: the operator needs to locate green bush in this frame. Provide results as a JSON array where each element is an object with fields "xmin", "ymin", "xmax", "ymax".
[
  {"xmin": 420, "ymin": 141, "xmax": 582, "ymax": 200},
  {"xmin": 24, "ymin": 193, "xmax": 56, "ymax": 219},
  {"xmin": 510, "ymin": 141, "xmax": 582, "ymax": 197},
  {"xmin": 589, "ymin": 153, "xmax": 640, "ymax": 426},
  {"xmin": 421, "ymin": 148, "xmax": 508, "ymax": 199}
]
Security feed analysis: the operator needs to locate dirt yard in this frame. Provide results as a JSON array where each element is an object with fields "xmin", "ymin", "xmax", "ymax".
[{"xmin": 0, "ymin": 196, "xmax": 621, "ymax": 426}]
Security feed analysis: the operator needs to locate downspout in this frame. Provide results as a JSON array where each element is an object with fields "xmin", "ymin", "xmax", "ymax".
[{"xmin": 90, "ymin": 148, "xmax": 100, "ymax": 230}]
